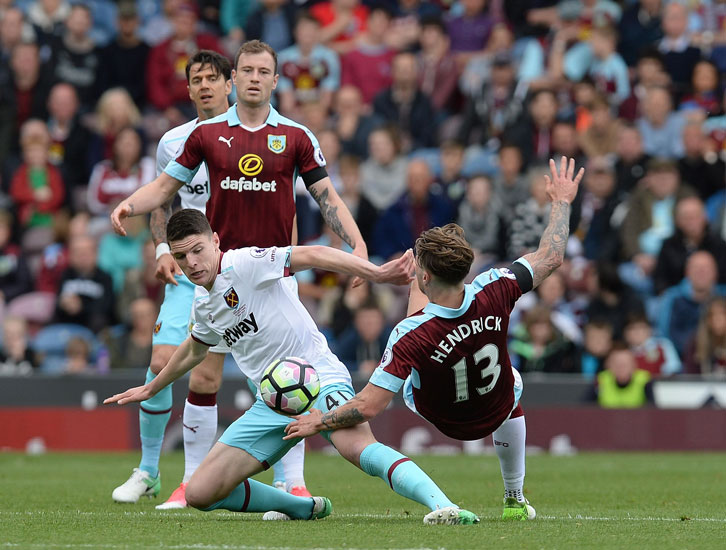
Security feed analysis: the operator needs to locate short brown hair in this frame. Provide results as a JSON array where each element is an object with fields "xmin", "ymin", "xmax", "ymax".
[
  {"xmin": 234, "ymin": 40, "xmax": 278, "ymax": 74},
  {"xmin": 414, "ymin": 223, "xmax": 474, "ymax": 285},
  {"xmin": 186, "ymin": 49, "xmax": 232, "ymax": 83},
  {"xmin": 167, "ymin": 209, "xmax": 212, "ymax": 243}
]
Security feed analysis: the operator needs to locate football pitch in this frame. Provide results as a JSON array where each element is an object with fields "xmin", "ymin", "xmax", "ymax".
[{"xmin": 1, "ymin": 451, "xmax": 724, "ymax": 550}]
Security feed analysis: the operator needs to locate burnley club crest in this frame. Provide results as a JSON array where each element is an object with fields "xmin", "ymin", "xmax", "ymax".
[
  {"xmin": 267, "ymin": 134, "xmax": 286, "ymax": 154},
  {"xmin": 224, "ymin": 287, "xmax": 240, "ymax": 309}
]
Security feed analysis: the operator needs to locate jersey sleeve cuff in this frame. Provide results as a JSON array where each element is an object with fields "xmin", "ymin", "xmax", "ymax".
[
  {"xmin": 191, "ymin": 333, "xmax": 215, "ymax": 347},
  {"xmin": 164, "ymin": 160, "xmax": 197, "ymax": 184},
  {"xmin": 369, "ymin": 368, "xmax": 405, "ymax": 393}
]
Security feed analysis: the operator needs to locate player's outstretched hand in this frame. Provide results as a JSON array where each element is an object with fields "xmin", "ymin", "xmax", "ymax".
[
  {"xmin": 376, "ymin": 249, "xmax": 415, "ymax": 285},
  {"xmin": 283, "ymin": 409, "xmax": 323, "ymax": 440},
  {"xmin": 545, "ymin": 156, "xmax": 584, "ymax": 205},
  {"xmin": 103, "ymin": 385, "xmax": 153, "ymax": 406},
  {"xmin": 156, "ymin": 253, "xmax": 182, "ymax": 285},
  {"xmin": 110, "ymin": 202, "xmax": 133, "ymax": 236}
]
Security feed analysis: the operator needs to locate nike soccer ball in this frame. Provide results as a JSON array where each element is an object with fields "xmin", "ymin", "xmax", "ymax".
[{"xmin": 259, "ymin": 357, "xmax": 320, "ymax": 416}]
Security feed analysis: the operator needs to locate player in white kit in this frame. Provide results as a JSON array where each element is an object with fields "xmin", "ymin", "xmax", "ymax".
[
  {"xmin": 111, "ymin": 50, "xmax": 309, "ymax": 508},
  {"xmin": 105, "ymin": 209, "xmax": 480, "ymax": 525}
]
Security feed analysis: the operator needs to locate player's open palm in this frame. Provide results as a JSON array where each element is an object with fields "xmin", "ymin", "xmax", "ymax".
[
  {"xmin": 545, "ymin": 156, "xmax": 584, "ymax": 205},
  {"xmin": 104, "ymin": 385, "xmax": 154, "ymax": 406},
  {"xmin": 377, "ymin": 249, "xmax": 415, "ymax": 286}
]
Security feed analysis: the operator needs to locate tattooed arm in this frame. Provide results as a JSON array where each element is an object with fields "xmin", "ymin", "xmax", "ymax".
[
  {"xmin": 150, "ymin": 198, "xmax": 183, "ymax": 284},
  {"xmin": 283, "ymin": 383, "xmax": 394, "ymax": 439},
  {"xmin": 307, "ymin": 177, "xmax": 367, "ymax": 257},
  {"xmin": 150, "ymin": 198, "xmax": 173, "ymax": 247},
  {"xmin": 521, "ymin": 157, "xmax": 584, "ymax": 289}
]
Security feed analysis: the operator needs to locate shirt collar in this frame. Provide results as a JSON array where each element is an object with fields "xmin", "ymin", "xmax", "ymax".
[{"xmin": 227, "ymin": 103, "xmax": 281, "ymax": 127}]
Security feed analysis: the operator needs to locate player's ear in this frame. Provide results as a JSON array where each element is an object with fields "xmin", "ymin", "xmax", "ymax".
[
  {"xmin": 212, "ymin": 232, "xmax": 220, "ymax": 248},
  {"xmin": 271, "ymin": 73, "xmax": 278, "ymax": 90},
  {"xmin": 224, "ymin": 76, "xmax": 232, "ymax": 96}
]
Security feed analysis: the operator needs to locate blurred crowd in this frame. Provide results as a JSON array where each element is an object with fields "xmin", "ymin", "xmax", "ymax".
[{"xmin": 0, "ymin": 0, "xmax": 725, "ymax": 407}]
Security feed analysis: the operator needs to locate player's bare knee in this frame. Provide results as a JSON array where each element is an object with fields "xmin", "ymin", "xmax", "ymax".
[{"xmin": 184, "ymin": 482, "xmax": 211, "ymax": 510}]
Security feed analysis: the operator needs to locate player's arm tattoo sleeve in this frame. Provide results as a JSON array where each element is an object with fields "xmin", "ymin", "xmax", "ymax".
[
  {"xmin": 320, "ymin": 396, "xmax": 367, "ymax": 430},
  {"xmin": 149, "ymin": 198, "xmax": 173, "ymax": 246},
  {"xmin": 523, "ymin": 200, "xmax": 571, "ymax": 289},
  {"xmin": 308, "ymin": 184, "xmax": 354, "ymax": 248}
]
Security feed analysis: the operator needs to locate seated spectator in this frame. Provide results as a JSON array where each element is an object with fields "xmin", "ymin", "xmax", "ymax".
[
  {"xmin": 503, "ymin": 89, "xmax": 558, "ymax": 167},
  {"xmin": 36, "ymin": 211, "xmax": 88, "ymax": 294},
  {"xmin": 63, "ymin": 336, "xmax": 92, "ymax": 374},
  {"xmin": 506, "ymin": 164, "xmax": 552, "ymax": 258},
  {"xmin": 0, "ymin": 316, "xmax": 36, "ymax": 376},
  {"xmin": 333, "ymin": 298, "xmax": 390, "ymax": 376},
  {"xmin": 459, "ymin": 21, "xmax": 516, "ymax": 98},
  {"xmin": 310, "ymin": 0, "xmax": 368, "ymax": 55},
  {"xmin": 358, "ymin": 126, "xmax": 408, "ymax": 213},
  {"xmin": 9, "ymin": 42, "xmax": 52, "ymax": 131},
  {"xmin": 445, "ymin": 0, "xmax": 494, "ymax": 59},
  {"xmin": 44, "ymin": 4, "xmax": 101, "ymax": 110},
  {"xmin": 276, "ymin": 12, "xmax": 340, "ymax": 117},
  {"xmin": 25, "ymin": 0, "xmax": 71, "ymax": 43},
  {"xmin": 654, "ymin": 196, "xmax": 726, "ymax": 295},
  {"xmin": 337, "ymin": 155, "xmax": 378, "ymax": 248},
  {"xmin": 98, "ymin": 214, "xmax": 149, "ymax": 293},
  {"xmin": 617, "ymin": 0, "xmax": 663, "ymax": 67},
  {"xmin": 417, "ymin": 16, "xmax": 460, "ymax": 115},
  {"xmin": 0, "ymin": 209, "xmax": 32, "ymax": 305},
  {"xmin": 0, "ymin": 7, "xmax": 36, "ymax": 61},
  {"xmin": 613, "ymin": 122, "xmax": 650, "ymax": 194},
  {"xmin": 373, "ymin": 52, "xmax": 439, "ymax": 151},
  {"xmin": 456, "ymin": 175, "xmax": 505, "ymax": 262},
  {"xmin": 678, "ymin": 122, "xmax": 726, "ymax": 202},
  {"xmin": 105, "ymin": 297, "xmax": 156, "ymax": 370},
  {"xmin": 684, "ymin": 297, "xmax": 726, "ymax": 377},
  {"xmin": 332, "ymin": 85, "xmax": 382, "ymax": 158},
  {"xmin": 55, "ymin": 234, "xmax": 115, "ymax": 333},
  {"xmin": 45, "ymin": 83, "xmax": 92, "ymax": 195},
  {"xmin": 636, "ymin": 86, "xmax": 685, "ymax": 159},
  {"xmin": 117, "ymin": 239, "xmax": 163, "ymax": 319},
  {"xmin": 657, "ymin": 251, "xmax": 726, "ymax": 358},
  {"xmin": 624, "ymin": 312, "xmax": 681, "ymax": 377},
  {"xmin": 551, "ymin": 119, "xmax": 585, "ymax": 170},
  {"xmin": 577, "ymin": 319, "xmax": 614, "ymax": 380},
  {"xmin": 372, "ymin": 159, "xmax": 453, "ymax": 259},
  {"xmin": 438, "ymin": 140, "xmax": 467, "ymax": 205},
  {"xmin": 658, "ymin": 2, "xmax": 702, "ymax": 95},
  {"xmin": 492, "ymin": 143, "xmax": 530, "ymax": 221},
  {"xmin": 145, "ymin": 2, "xmax": 222, "ymax": 127},
  {"xmin": 618, "ymin": 48, "xmax": 670, "ymax": 121},
  {"xmin": 340, "ymin": 6, "xmax": 395, "ymax": 106},
  {"xmin": 244, "ymin": 0, "xmax": 296, "ymax": 53},
  {"xmin": 579, "ymin": 94, "xmax": 621, "ymax": 158},
  {"xmin": 593, "ymin": 342, "xmax": 653, "ymax": 408},
  {"xmin": 585, "ymin": 262, "xmax": 645, "ymax": 339},
  {"xmin": 87, "ymin": 127, "xmax": 154, "ymax": 218},
  {"xmin": 509, "ymin": 305, "xmax": 577, "ymax": 374},
  {"xmin": 97, "ymin": 2, "xmax": 150, "ymax": 109},
  {"xmin": 88, "ymin": 88, "xmax": 142, "ymax": 162},
  {"xmin": 679, "ymin": 60, "xmax": 721, "ymax": 117},
  {"xmin": 10, "ymin": 119, "xmax": 66, "ymax": 230}
]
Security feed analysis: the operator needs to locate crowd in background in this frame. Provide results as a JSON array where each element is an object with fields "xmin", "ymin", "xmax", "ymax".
[{"xmin": 0, "ymin": 0, "xmax": 725, "ymax": 406}]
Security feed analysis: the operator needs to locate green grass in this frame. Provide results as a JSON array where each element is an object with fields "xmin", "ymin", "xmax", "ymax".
[{"xmin": 1, "ymin": 451, "xmax": 725, "ymax": 550}]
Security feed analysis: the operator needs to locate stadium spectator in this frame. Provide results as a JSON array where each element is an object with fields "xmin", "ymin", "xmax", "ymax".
[
  {"xmin": 337, "ymin": 155, "xmax": 378, "ymax": 248},
  {"xmin": 593, "ymin": 343, "xmax": 653, "ymax": 408},
  {"xmin": 45, "ymin": 83, "xmax": 92, "ymax": 195},
  {"xmin": 97, "ymin": 212, "xmax": 149, "ymax": 293},
  {"xmin": 678, "ymin": 60, "xmax": 721, "ymax": 117},
  {"xmin": 25, "ymin": 0, "xmax": 71, "ymax": 44},
  {"xmin": 9, "ymin": 42, "xmax": 52, "ymax": 131},
  {"xmin": 244, "ymin": 0, "xmax": 297, "ymax": 54},
  {"xmin": 618, "ymin": 49, "xmax": 670, "ymax": 121},
  {"xmin": 585, "ymin": 262, "xmax": 645, "ymax": 339},
  {"xmin": 55, "ymin": 234, "xmax": 115, "ymax": 333},
  {"xmin": 657, "ymin": 250, "xmax": 726, "ymax": 358},
  {"xmin": 510, "ymin": 304, "xmax": 577, "ymax": 373},
  {"xmin": 617, "ymin": 0, "xmax": 663, "ymax": 67},
  {"xmin": 506, "ymin": 164, "xmax": 555, "ymax": 258},
  {"xmin": 678, "ymin": 122, "xmax": 726, "ymax": 202},
  {"xmin": 492, "ymin": 143, "xmax": 530, "ymax": 220},
  {"xmin": 145, "ymin": 2, "xmax": 223, "ymax": 125},
  {"xmin": 9, "ymin": 119, "xmax": 66, "ymax": 230},
  {"xmin": 503, "ymin": 88, "xmax": 558, "ymax": 166},
  {"xmin": 139, "ymin": 0, "xmax": 177, "ymax": 47},
  {"xmin": 63, "ymin": 336, "xmax": 93, "ymax": 374},
  {"xmin": 116, "ymin": 239, "xmax": 163, "ymax": 319},
  {"xmin": 658, "ymin": 2, "xmax": 702, "ymax": 95},
  {"xmin": 0, "ymin": 209, "xmax": 32, "ymax": 304},
  {"xmin": 623, "ymin": 312, "xmax": 681, "ymax": 377},
  {"xmin": 86, "ymin": 127, "xmax": 154, "ymax": 218},
  {"xmin": 438, "ymin": 140, "xmax": 467, "ymax": 205},
  {"xmin": 684, "ymin": 297, "xmax": 726, "ymax": 377},
  {"xmin": 339, "ymin": 6, "xmax": 395, "ymax": 106},
  {"xmin": 459, "ymin": 21, "xmax": 517, "ymax": 98},
  {"xmin": 636, "ymin": 86, "xmax": 686, "ymax": 159},
  {"xmin": 88, "ymin": 88, "xmax": 142, "ymax": 163},
  {"xmin": 417, "ymin": 16, "xmax": 460, "ymax": 115},
  {"xmin": 551, "ymin": 119, "xmax": 585, "ymax": 170},
  {"xmin": 653, "ymin": 196, "xmax": 726, "ymax": 295},
  {"xmin": 35, "ymin": 211, "xmax": 88, "ymax": 294},
  {"xmin": 458, "ymin": 52, "xmax": 523, "ymax": 146},
  {"xmin": 613, "ymin": 123, "xmax": 650, "ymax": 193},
  {"xmin": 310, "ymin": 0, "xmax": 368, "ymax": 55},
  {"xmin": 577, "ymin": 319, "xmax": 614, "ymax": 379},
  {"xmin": 97, "ymin": 2, "xmax": 150, "ymax": 109},
  {"xmin": 358, "ymin": 126, "xmax": 408, "ymax": 213},
  {"xmin": 373, "ymin": 52, "xmax": 439, "ymax": 151},
  {"xmin": 579, "ymin": 94, "xmax": 621, "ymax": 158},
  {"xmin": 0, "ymin": 316, "xmax": 36, "ymax": 376},
  {"xmin": 276, "ymin": 12, "xmax": 340, "ymax": 117},
  {"xmin": 456, "ymin": 174, "xmax": 505, "ymax": 261},
  {"xmin": 0, "ymin": 7, "xmax": 36, "ymax": 58},
  {"xmin": 333, "ymin": 298, "xmax": 390, "ymax": 376},
  {"xmin": 445, "ymin": 0, "xmax": 495, "ymax": 58},
  {"xmin": 372, "ymin": 158, "xmax": 454, "ymax": 259},
  {"xmin": 105, "ymin": 297, "xmax": 156, "ymax": 370}
]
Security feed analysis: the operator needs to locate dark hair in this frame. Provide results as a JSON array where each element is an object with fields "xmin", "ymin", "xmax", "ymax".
[
  {"xmin": 419, "ymin": 15, "xmax": 446, "ymax": 34},
  {"xmin": 234, "ymin": 40, "xmax": 278, "ymax": 74},
  {"xmin": 415, "ymin": 223, "xmax": 474, "ymax": 285},
  {"xmin": 186, "ymin": 50, "xmax": 232, "ymax": 83},
  {"xmin": 167, "ymin": 209, "xmax": 212, "ymax": 243},
  {"xmin": 295, "ymin": 10, "xmax": 320, "ymax": 27}
]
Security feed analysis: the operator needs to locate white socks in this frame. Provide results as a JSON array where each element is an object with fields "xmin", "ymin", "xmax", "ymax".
[
  {"xmin": 182, "ymin": 400, "xmax": 218, "ymax": 483},
  {"xmin": 281, "ymin": 439, "xmax": 307, "ymax": 492},
  {"xmin": 492, "ymin": 415, "xmax": 526, "ymax": 498}
]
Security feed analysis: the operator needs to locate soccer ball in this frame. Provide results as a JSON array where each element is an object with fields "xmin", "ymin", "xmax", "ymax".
[{"xmin": 259, "ymin": 357, "xmax": 320, "ymax": 415}]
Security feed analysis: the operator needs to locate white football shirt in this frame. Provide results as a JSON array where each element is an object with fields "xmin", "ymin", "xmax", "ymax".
[
  {"xmin": 190, "ymin": 247, "xmax": 352, "ymax": 388},
  {"xmin": 157, "ymin": 119, "xmax": 209, "ymax": 213}
]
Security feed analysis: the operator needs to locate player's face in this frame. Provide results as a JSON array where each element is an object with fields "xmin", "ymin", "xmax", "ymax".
[
  {"xmin": 187, "ymin": 63, "xmax": 231, "ymax": 115},
  {"xmin": 233, "ymin": 52, "xmax": 278, "ymax": 108},
  {"xmin": 171, "ymin": 232, "xmax": 221, "ymax": 289}
]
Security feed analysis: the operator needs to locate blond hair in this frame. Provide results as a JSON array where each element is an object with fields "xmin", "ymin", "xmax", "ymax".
[{"xmin": 95, "ymin": 88, "xmax": 141, "ymax": 134}]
